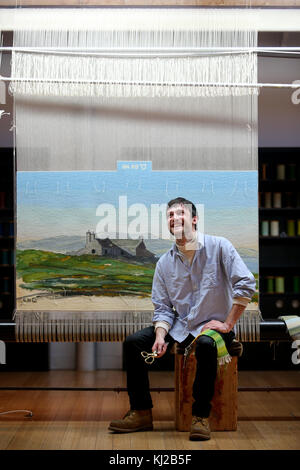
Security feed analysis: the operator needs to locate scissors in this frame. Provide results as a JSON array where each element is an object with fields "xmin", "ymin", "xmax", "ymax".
[{"xmin": 141, "ymin": 350, "xmax": 158, "ymax": 364}]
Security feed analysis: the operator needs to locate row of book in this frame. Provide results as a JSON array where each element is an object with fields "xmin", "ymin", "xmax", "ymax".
[
  {"xmin": 261, "ymin": 219, "xmax": 300, "ymax": 237},
  {"xmin": 261, "ymin": 163, "xmax": 299, "ymax": 181},
  {"xmin": 259, "ymin": 191, "xmax": 300, "ymax": 209}
]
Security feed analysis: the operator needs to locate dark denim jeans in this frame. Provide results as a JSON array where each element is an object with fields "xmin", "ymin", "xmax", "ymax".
[{"xmin": 123, "ymin": 326, "xmax": 235, "ymax": 418}]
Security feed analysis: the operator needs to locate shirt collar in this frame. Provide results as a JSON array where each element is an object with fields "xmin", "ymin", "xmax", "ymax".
[{"xmin": 171, "ymin": 231, "xmax": 204, "ymax": 255}]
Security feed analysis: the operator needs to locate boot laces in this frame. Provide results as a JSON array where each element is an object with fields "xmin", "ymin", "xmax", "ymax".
[
  {"xmin": 192, "ymin": 416, "xmax": 208, "ymax": 425},
  {"xmin": 122, "ymin": 410, "xmax": 135, "ymax": 420}
]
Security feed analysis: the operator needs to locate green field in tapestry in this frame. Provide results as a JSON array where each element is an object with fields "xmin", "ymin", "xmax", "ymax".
[
  {"xmin": 17, "ymin": 250, "xmax": 156, "ymax": 297},
  {"xmin": 17, "ymin": 249, "xmax": 259, "ymax": 302}
]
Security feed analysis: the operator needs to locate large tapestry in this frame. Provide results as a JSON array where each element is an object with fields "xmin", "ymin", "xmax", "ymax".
[{"xmin": 9, "ymin": 11, "xmax": 259, "ymax": 340}]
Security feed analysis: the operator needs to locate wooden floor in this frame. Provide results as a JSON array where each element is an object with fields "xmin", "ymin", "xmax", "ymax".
[{"xmin": 0, "ymin": 370, "xmax": 299, "ymax": 450}]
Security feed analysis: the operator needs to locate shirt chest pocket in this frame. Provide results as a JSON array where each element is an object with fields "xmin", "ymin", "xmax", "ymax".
[
  {"xmin": 202, "ymin": 263, "xmax": 218, "ymax": 288},
  {"xmin": 168, "ymin": 270, "xmax": 191, "ymax": 298}
]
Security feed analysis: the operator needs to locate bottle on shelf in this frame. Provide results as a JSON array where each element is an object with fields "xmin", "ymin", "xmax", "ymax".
[
  {"xmin": 270, "ymin": 220, "xmax": 279, "ymax": 237},
  {"xmin": 261, "ymin": 220, "xmax": 269, "ymax": 236},
  {"xmin": 293, "ymin": 276, "xmax": 300, "ymax": 294},
  {"xmin": 264, "ymin": 192, "xmax": 272, "ymax": 208},
  {"xmin": 287, "ymin": 163, "xmax": 297, "ymax": 181},
  {"xmin": 266, "ymin": 276, "xmax": 275, "ymax": 293},
  {"xmin": 275, "ymin": 276, "xmax": 285, "ymax": 294},
  {"xmin": 273, "ymin": 192, "xmax": 282, "ymax": 208},
  {"xmin": 276, "ymin": 164, "xmax": 285, "ymax": 180},
  {"xmin": 262, "ymin": 163, "xmax": 269, "ymax": 180},
  {"xmin": 287, "ymin": 220, "xmax": 296, "ymax": 237}
]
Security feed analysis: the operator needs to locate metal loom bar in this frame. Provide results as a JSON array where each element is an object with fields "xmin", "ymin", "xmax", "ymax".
[{"xmin": 0, "ymin": 76, "xmax": 299, "ymax": 89}]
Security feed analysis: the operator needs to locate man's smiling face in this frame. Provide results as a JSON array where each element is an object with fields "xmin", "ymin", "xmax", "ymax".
[{"xmin": 167, "ymin": 203, "xmax": 197, "ymax": 241}]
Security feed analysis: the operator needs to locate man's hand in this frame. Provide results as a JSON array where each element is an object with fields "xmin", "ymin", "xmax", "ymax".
[
  {"xmin": 152, "ymin": 327, "xmax": 168, "ymax": 358},
  {"xmin": 201, "ymin": 320, "xmax": 231, "ymax": 334}
]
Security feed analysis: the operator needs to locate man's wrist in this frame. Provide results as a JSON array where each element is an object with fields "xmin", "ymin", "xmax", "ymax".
[
  {"xmin": 155, "ymin": 326, "xmax": 167, "ymax": 339},
  {"xmin": 224, "ymin": 321, "xmax": 233, "ymax": 332},
  {"xmin": 225, "ymin": 303, "xmax": 246, "ymax": 332}
]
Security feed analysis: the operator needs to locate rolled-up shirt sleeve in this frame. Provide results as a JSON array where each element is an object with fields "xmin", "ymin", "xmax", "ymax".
[
  {"xmin": 232, "ymin": 297, "xmax": 251, "ymax": 307},
  {"xmin": 220, "ymin": 238, "xmax": 256, "ymax": 301},
  {"xmin": 151, "ymin": 261, "xmax": 175, "ymax": 327},
  {"xmin": 154, "ymin": 320, "xmax": 171, "ymax": 333}
]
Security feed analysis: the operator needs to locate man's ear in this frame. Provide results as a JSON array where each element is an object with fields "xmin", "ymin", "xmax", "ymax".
[{"xmin": 192, "ymin": 215, "xmax": 198, "ymax": 227}]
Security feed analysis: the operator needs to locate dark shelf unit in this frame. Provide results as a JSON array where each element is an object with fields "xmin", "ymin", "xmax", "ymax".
[
  {"xmin": 259, "ymin": 148, "xmax": 300, "ymax": 318},
  {"xmin": 0, "ymin": 147, "xmax": 49, "ymax": 371},
  {"xmin": 0, "ymin": 147, "xmax": 16, "ymax": 322}
]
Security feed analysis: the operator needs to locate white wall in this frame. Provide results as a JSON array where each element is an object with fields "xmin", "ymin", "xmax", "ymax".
[{"xmin": 258, "ymin": 56, "xmax": 300, "ymax": 147}]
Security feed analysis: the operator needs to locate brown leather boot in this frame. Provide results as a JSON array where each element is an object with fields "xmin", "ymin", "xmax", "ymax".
[
  {"xmin": 189, "ymin": 416, "xmax": 211, "ymax": 441},
  {"xmin": 108, "ymin": 409, "xmax": 153, "ymax": 433}
]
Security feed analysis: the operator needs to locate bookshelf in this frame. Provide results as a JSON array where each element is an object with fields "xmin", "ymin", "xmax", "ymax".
[
  {"xmin": 0, "ymin": 147, "xmax": 15, "ymax": 321},
  {"xmin": 259, "ymin": 148, "xmax": 300, "ymax": 318},
  {"xmin": 0, "ymin": 147, "xmax": 49, "ymax": 370}
]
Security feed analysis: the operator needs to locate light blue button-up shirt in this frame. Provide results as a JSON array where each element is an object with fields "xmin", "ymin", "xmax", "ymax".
[{"xmin": 151, "ymin": 233, "xmax": 256, "ymax": 343}]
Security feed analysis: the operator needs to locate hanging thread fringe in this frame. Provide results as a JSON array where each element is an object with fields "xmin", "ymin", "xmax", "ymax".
[
  {"xmin": 10, "ymin": 27, "xmax": 258, "ymax": 99},
  {"xmin": 235, "ymin": 307, "xmax": 262, "ymax": 342}
]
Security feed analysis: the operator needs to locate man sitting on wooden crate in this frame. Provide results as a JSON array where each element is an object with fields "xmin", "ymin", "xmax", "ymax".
[{"xmin": 109, "ymin": 197, "xmax": 255, "ymax": 440}]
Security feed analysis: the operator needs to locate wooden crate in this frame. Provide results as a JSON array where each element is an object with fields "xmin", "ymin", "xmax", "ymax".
[{"xmin": 175, "ymin": 350, "xmax": 238, "ymax": 431}]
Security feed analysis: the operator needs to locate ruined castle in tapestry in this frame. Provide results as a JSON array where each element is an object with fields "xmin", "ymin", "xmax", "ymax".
[{"xmin": 69, "ymin": 230, "xmax": 156, "ymax": 261}]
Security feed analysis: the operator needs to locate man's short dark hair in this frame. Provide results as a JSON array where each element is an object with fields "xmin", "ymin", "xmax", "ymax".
[{"xmin": 167, "ymin": 197, "xmax": 197, "ymax": 219}]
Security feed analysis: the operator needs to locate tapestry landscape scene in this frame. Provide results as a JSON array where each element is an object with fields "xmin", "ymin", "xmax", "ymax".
[{"xmin": 16, "ymin": 162, "xmax": 259, "ymax": 311}]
